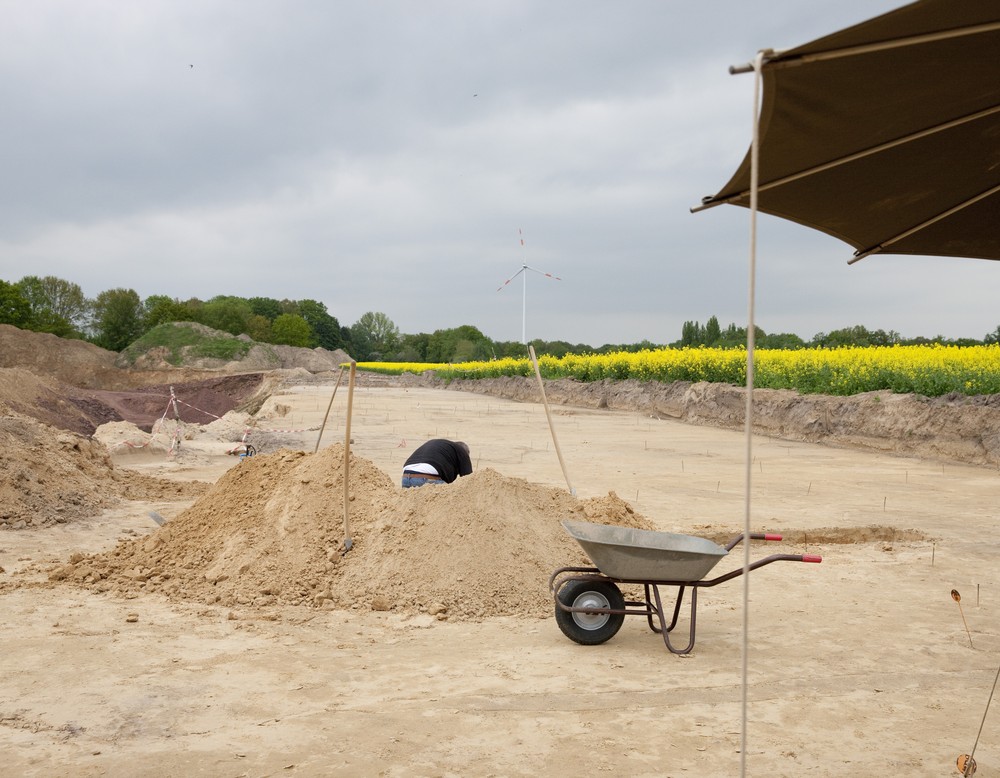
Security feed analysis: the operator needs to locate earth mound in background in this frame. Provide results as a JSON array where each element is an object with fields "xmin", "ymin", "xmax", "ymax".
[
  {"xmin": 0, "ymin": 411, "xmax": 208, "ymax": 530},
  {"xmin": 0, "ymin": 322, "xmax": 350, "ymax": 390},
  {"xmin": 118, "ymin": 321, "xmax": 352, "ymax": 374},
  {"xmin": 54, "ymin": 446, "xmax": 654, "ymax": 620},
  {"xmin": 0, "ymin": 324, "xmax": 120, "ymax": 389},
  {"xmin": 0, "ymin": 323, "xmax": 349, "ymax": 436}
]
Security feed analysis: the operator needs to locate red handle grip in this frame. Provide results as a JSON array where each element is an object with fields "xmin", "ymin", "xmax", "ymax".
[
  {"xmin": 764, "ymin": 533, "xmax": 782, "ymax": 541},
  {"xmin": 801, "ymin": 554, "xmax": 822, "ymax": 563}
]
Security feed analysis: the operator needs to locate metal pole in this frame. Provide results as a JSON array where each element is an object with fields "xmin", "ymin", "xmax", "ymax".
[{"xmin": 522, "ymin": 265, "xmax": 527, "ymax": 344}]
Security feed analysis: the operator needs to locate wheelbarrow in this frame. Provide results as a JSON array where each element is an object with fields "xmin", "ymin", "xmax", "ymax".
[{"xmin": 550, "ymin": 519, "xmax": 822, "ymax": 654}]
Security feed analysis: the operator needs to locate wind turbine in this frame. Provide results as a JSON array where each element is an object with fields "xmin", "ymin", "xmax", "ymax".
[{"xmin": 496, "ymin": 229, "xmax": 562, "ymax": 345}]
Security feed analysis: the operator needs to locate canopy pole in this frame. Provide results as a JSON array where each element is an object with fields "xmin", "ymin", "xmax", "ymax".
[
  {"xmin": 342, "ymin": 361, "xmax": 357, "ymax": 553},
  {"xmin": 528, "ymin": 345, "xmax": 575, "ymax": 496},
  {"xmin": 739, "ymin": 49, "xmax": 765, "ymax": 778}
]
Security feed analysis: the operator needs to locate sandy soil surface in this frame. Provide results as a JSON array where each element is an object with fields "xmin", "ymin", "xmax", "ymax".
[{"xmin": 2, "ymin": 381, "xmax": 999, "ymax": 777}]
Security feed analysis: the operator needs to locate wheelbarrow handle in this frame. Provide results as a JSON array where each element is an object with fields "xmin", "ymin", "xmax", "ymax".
[
  {"xmin": 725, "ymin": 532, "xmax": 783, "ymax": 551},
  {"xmin": 764, "ymin": 553, "xmax": 822, "ymax": 565}
]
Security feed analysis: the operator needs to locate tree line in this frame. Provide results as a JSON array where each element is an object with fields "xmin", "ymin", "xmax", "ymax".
[
  {"xmin": 677, "ymin": 315, "xmax": 997, "ymax": 349},
  {"xmin": 0, "ymin": 274, "xmax": 647, "ymax": 361},
  {"xmin": 2, "ymin": 275, "xmax": 997, "ymax": 363}
]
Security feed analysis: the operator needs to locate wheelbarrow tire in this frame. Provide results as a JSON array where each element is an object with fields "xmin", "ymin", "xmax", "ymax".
[{"xmin": 555, "ymin": 579, "xmax": 625, "ymax": 646}]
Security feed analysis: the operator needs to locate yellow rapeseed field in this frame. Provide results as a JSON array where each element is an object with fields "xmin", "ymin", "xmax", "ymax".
[{"xmin": 355, "ymin": 344, "xmax": 1000, "ymax": 397}]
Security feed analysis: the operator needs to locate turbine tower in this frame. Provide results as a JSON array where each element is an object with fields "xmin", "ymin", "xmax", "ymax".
[{"xmin": 496, "ymin": 229, "xmax": 561, "ymax": 345}]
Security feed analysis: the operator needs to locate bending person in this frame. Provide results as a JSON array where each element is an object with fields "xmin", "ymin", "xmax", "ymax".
[{"xmin": 402, "ymin": 439, "xmax": 472, "ymax": 488}]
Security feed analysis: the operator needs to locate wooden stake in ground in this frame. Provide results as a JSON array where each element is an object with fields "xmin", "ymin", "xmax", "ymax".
[
  {"xmin": 960, "ymin": 663, "xmax": 1000, "ymax": 776},
  {"xmin": 342, "ymin": 361, "xmax": 357, "ymax": 553},
  {"xmin": 952, "ymin": 589, "xmax": 973, "ymax": 648},
  {"xmin": 314, "ymin": 364, "xmax": 347, "ymax": 454},
  {"xmin": 528, "ymin": 345, "xmax": 574, "ymax": 496}
]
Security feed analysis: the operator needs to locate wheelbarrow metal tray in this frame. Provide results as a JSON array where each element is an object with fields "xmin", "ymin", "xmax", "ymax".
[{"xmin": 562, "ymin": 519, "xmax": 728, "ymax": 581}]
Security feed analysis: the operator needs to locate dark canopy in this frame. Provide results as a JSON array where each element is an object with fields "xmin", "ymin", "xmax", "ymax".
[{"xmin": 697, "ymin": 0, "xmax": 1000, "ymax": 263}]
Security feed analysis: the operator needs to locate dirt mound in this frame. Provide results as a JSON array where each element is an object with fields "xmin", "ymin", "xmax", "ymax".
[
  {"xmin": 0, "ymin": 412, "xmax": 208, "ymax": 529},
  {"xmin": 53, "ymin": 446, "xmax": 654, "ymax": 619},
  {"xmin": 118, "ymin": 322, "xmax": 352, "ymax": 373},
  {"xmin": 0, "ymin": 324, "xmax": 120, "ymax": 388},
  {"xmin": 0, "ymin": 323, "xmax": 346, "ymax": 436},
  {"xmin": 0, "ymin": 368, "xmax": 109, "ymax": 436}
]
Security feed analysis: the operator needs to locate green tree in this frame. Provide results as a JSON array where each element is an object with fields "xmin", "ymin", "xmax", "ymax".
[
  {"xmin": 680, "ymin": 320, "xmax": 703, "ymax": 347},
  {"xmin": 529, "ymin": 339, "xmax": 575, "ymax": 358},
  {"xmin": 704, "ymin": 316, "xmax": 721, "ymax": 345},
  {"xmin": 298, "ymin": 299, "xmax": 344, "ymax": 350},
  {"xmin": 348, "ymin": 322, "xmax": 374, "ymax": 361},
  {"xmin": 426, "ymin": 324, "xmax": 489, "ymax": 362},
  {"xmin": 812, "ymin": 325, "xmax": 900, "ymax": 348},
  {"xmin": 248, "ymin": 296, "xmax": 285, "ymax": 321},
  {"xmin": 245, "ymin": 314, "xmax": 273, "ymax": 343},
  {"xmin": 352, "ymin": 312, "xmax": 400, "ymax": 360},
  {"xmin": 16, "ymin": 275, "xmax": 88, "ymax": 337},
  {"xmin": 143, "ymin": 295, "xmax": 193, "ymax": 329},
  {"xmin": 272, "ymin": 313, "xmax": 311, "ymax": 347},
  {"xmin": 91, "ymin": 288, "xmax": 145, "ymax": 351},
  {"xmin": 759, "ymin": 331, "xmax": 806, "ymax": 349},
  {"xmin": 198, "ymin": 296, "xmax": 253, "ymax": 336},
  {"xmin": 493, "ymin": 339, "xmax": 528, "ymax": 358},
  {"xmin": 399, "ymin": 333, "xmax": 431, "ymax": 361},
  {"xmin": 0, "ymin": 280, "xmax": 32, "ymax": 327}
]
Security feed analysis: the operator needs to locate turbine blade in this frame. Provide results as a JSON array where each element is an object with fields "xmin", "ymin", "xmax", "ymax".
[
  {"xmin": 496, "ymin": 266, "xmax": 526, "ymax": 292},
  {"xmin": 523, "ymin": 264, "xmax": 562, "ymax": 281}
]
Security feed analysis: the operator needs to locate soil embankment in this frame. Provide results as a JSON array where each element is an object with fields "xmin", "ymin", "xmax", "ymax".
[{"xmin": 5, "ymin": 322, "xmax": 1000, "ymax": 468}]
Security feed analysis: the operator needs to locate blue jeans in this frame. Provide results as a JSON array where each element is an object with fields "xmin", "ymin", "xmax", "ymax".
[{"xmin": 402, "ymin": 475, "xmax": 445, "ymax": 488}]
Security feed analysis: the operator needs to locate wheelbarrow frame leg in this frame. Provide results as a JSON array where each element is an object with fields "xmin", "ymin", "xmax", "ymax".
[{"xmin": 644, "ymin": 583, "xmax": 699, "ymax": 655}]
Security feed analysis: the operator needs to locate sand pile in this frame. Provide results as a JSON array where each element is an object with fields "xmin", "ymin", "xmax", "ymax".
[
  {"xmin": 0, "ymin": 412, "xmax": 208, "ymax": 529},
  {"xmin": 58, "ymin": 445, "xmax": 655, "ymax": 619}
]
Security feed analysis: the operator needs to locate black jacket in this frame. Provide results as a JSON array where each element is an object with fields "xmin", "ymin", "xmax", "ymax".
[{"xmin": 403, "ymin": 439, "xmax": 472, "ymax": 483}]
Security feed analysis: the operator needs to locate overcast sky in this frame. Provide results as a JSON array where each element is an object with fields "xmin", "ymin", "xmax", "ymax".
[{"xmin": 2, "ymin": 0, "xmax": 996, "ymax": 347}]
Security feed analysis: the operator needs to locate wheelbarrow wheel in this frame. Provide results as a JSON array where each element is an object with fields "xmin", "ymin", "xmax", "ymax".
[{"xmin": 555, "ymin": 579, "xmax": 625, "ymax": 646}]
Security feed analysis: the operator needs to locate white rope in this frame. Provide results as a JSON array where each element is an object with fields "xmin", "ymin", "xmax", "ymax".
[
  {"xmin": 965, "ymin": 663, "xmax": 1000, "ymax": 775},
  {"xmin": 739, "ymin": 49, "xmax": 765, "ymax": 778}
]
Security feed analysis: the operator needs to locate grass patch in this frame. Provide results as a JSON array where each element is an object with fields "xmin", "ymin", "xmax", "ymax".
[{"xmin": 120, "ymin": 323, "xmax": 252, "ymax": 366}]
